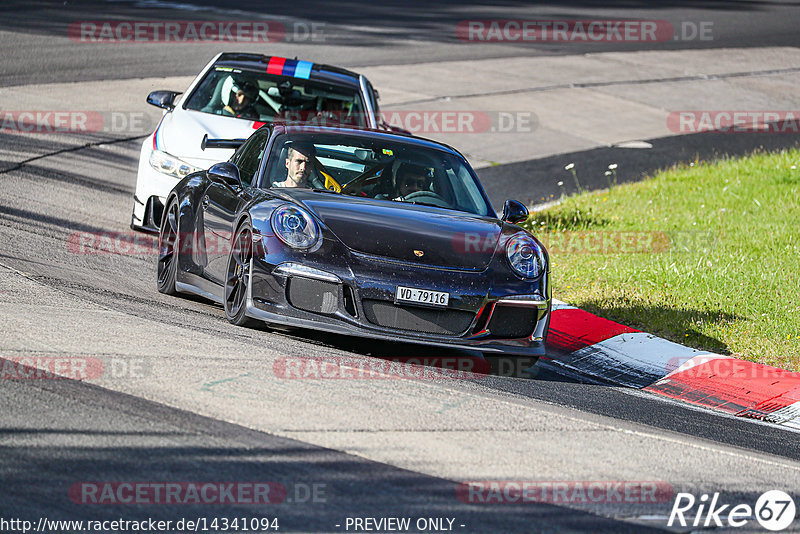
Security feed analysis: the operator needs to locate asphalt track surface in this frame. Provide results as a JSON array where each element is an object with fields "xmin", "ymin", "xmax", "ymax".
[
  {"xmin": 2, "ymin": 1, "xmax": 800, "ymax": 532},
  {"xmin": 3, "ymin": 0, "xmax": 800, "ymax": 87}
]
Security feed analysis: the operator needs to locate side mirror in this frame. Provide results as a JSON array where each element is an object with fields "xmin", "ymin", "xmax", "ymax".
[
  {"xmin": 208, "ymin": 162, "xmax": 242, "ymax": 190},
  {"xmin": 502, "ymin": 199, "xmax": 528, "ymax": 224},
  {"xmin": 146, "ymin": 90, "xmax": 182, "ymax": 111}
]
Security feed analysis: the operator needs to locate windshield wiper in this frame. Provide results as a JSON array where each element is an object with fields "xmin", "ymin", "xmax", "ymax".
[{"xmin": 311, "ymin": 188, "xmax": 340, "ymax": 194}]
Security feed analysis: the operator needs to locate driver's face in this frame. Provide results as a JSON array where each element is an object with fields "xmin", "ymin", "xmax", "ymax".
[
  {"xmin": 285, "ymin": 149, "xmax": 311, "ymax": 186},
  {"xmin": 399, "ymin": 174, "xmax": 427, "ymax": 197},
  {"xmin": 235, "ymin": 92, "xmax": 249, "ymax": 106}
]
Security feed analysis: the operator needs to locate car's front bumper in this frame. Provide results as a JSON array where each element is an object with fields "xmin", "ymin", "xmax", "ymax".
[
  {"xmin": 131, "ymin": 138, "xmax": 180, "ymax": 232},
  {"xmin": 245, "ymin": 246, "xmax": 550, "ymax": 356},
  {"xmin": 131, "ymin": 136, "xmax": 221, "ymax": 232}
]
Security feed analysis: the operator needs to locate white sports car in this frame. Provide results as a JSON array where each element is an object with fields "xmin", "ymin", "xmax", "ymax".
[{"xmin": 131, "ymin": 52, "xmax": 386, "ymax": 232}]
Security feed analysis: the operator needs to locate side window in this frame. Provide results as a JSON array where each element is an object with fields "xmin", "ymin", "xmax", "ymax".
[{"xmin": 231, "ymin": 130, "xmax": 269, "ymax": 187}]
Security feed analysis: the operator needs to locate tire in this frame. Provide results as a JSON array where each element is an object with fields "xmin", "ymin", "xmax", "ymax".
[
  {"xmin": 483, "ymin": 355, "xmax": 539, "ymax": 378},
  {"xmin": 157, "ymin": 198, "xmax": 180, "ymax": 295},
  {"xmin": 224, "ymin": 221, "xmax": 258, "ymax": 327}
]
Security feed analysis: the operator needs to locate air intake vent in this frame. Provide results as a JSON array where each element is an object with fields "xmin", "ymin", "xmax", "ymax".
[
  {"xmin": 343, "ymin": 285, "xmax": 357, "ymax": 317},
  {"xmin": 287, "ymin": 277, "xmax": 339, "ymax": 315},
  {"xmin": 362, "ymin": 299, "xmax": 473, "ymax": 336},
  {"xmin": 486, "ymin": 305, "xmax": 536, "ymax": 338}
]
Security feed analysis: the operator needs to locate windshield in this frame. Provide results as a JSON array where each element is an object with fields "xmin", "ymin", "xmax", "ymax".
[
  {"xmin": 264, "ymin": 133, "xmax": 493, "ymax": 217},
  {"xmin": 184, "ymin": 67, "xmax": 367, "ymax": 126}
]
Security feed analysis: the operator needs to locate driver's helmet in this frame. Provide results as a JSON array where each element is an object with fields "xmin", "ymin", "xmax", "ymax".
[{"xmin": 229, "ymin": 80, "xmax": 259, "ymax": 110}]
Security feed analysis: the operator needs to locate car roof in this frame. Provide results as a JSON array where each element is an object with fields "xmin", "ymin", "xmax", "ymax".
[
  {"xmin": 272, "ymin": 124, "xmax": 464, "ymax": 156},
  {"xmin": 214, "ymin": 52, "xmax": 362, "ymax": 90}
]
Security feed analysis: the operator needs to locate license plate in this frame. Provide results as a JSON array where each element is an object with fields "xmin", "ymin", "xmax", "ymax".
[{"xmin": 395, "ymin": 286, "xmax": 449, "ymax": 307}]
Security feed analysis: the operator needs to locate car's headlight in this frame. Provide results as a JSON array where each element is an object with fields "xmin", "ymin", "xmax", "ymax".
[
  {"xmin": 506, "ymin": 233, "xmax": 546, "ymax": 279},
  {"xmin": 270, "ymin": 205, "xmax": 320, "ymax": 249},
  {"xmin": 149, "ymin": 150, "xmax": 201, "ymax": 179}
]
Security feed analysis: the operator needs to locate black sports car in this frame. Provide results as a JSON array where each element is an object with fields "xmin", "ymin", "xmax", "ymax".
[{"xmin": 157, "ymin": 124, "xmax": 550, "ymax": 361}]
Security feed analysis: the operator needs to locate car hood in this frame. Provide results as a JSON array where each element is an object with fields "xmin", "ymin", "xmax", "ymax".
[
  {"xmin": 288, "ymin": 192, "xmax": 502, "ymax": 270},
  {"xmin": 155, "ymin": 108, "xmax": 260, "ymax": 168}
]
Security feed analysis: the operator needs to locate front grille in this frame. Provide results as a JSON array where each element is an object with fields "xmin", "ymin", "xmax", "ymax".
[
  {"xmin": 287, "ymin": 277, "xmax": 339, "ymax": 315},
  {"xmin": 486, "ymin": 305, "xmax": 537, "ymax": 338},
  {"xmin": 362, "ymin": 299, "xmax": 474, "ymax": 336}
]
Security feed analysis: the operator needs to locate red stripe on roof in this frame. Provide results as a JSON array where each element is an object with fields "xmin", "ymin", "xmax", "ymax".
[
  {"xmin": 547, "ymin": 308, "xmax": 640, "ymax": 353},
  {"xmin": 266, "ymin": 56, "xmax": 286, "ymax": 75}
]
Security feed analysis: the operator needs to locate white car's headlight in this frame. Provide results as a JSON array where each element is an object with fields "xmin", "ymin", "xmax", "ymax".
[
  {"xmin": 270, "ymin": 204, "xmax": 320, "ymax": 249},
  {"xmin": 149, "ymin": 150, "xmax": 201, "ymax": 179},
  {"xmin": 506, "ymin": 233, "xmax": 546, "ymax": 279}
]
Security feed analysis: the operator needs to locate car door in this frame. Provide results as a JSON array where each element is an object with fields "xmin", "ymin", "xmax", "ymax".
[{"xmin": 201, "ymin": 128, "xmax": 270, "ymax": 284}]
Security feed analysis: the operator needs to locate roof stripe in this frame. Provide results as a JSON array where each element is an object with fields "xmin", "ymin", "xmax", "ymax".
[
  {"xmin": 293, "ymin": 60, "xmax": 313, "ymax": 79},
  {"xmin": 282, "ymin": 58, "xmax": 298, "ymax": 77},
  {"xmin": 266, "ymin": 56, "xmax": 285, "ymax": 75},
  {"xmin": 264, "ymin": 57, "xmax": 313, "ymax": 79}
]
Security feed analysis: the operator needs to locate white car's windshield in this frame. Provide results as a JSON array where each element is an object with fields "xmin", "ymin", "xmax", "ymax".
[
  {"xmin": 185, "ymin": 67, "xmax": 367, "ymax": 126},
  {"xmin": 264, "ymin": 134, "xmax": 493, "ymax": 217}
]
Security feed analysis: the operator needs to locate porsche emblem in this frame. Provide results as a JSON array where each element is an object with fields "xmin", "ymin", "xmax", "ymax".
[{"xmin": 413, "ymin": 250, "xmax": 425, "ymax": 257}]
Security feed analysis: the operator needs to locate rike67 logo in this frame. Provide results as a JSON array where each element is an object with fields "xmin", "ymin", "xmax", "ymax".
[{"xmin": 669, "ymin": 490, "xmax": 796, "ymax": 531}]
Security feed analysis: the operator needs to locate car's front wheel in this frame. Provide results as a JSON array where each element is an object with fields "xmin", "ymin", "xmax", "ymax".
[
  {"xmin": 157, "ymin": 198, "xmax": 180, "ymax": 295},
  {"xmin": 224, "ymin": 221, "xmax": 258, "ymax": 327}
]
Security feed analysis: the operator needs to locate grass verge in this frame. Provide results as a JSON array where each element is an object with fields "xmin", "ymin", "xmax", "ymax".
[{"xmin": 523, "ymin": 149, "xmax": 800, "ymax": 371}]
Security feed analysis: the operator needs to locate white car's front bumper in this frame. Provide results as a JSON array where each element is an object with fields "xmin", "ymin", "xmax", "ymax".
[{"xmin": 131, "ymin": 137, "xmax": 214, "ymax": 232}]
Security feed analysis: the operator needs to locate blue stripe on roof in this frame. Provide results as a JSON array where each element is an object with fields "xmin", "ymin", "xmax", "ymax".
[
  {"xmin": 282, "ymin": 59, "xmax": 298, "ymax": 77},
  {"xmin": 293, "ymin": 60, "xmax": 313, "ymax": 79}
]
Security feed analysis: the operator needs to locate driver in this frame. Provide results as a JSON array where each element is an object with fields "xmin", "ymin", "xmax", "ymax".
[
  {"xmin": 394, "ymin": 163, "xmax": 431, "ymax": 200},
  {"xmin": 223, "ymin": 81, "xmax": 259, "ymax": 119},
  {"xmin": 273, "ymin": 142, "xmax": 316, "ymax": 188}
]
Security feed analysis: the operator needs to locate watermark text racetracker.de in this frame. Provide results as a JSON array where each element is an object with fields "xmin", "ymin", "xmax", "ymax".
[
  {"xmin": 457, "ymin": 19, "xmax": 713, "ymax": 42},
  {"xmin": 380, "ymin": 110, "xmax": 536, "ymax": 135},
  {"xmin": 453, "ymin": 230, "xmax": 716, "ymax": 255},
  {"xmin": 69, "ymin": 20, "xmax": 325, "ymax": 43},
  {"xmin": 68, "ymin": 230, "xmax": 716, "ymax": 258},
  {"xmin": 664, "ymin": 355, "xmax": 796, "ymax": 380},
  {"xmin": 457, "ymin": 481, "xmax": 674, "ymax": 504},
  {"xmin": 453, "ymin": 231, "xmax": 671, "ymax": 255},
  {"xmin": 278, "ymin": 109, "xmax": 537, "ymax": 134},
  {"xmin": 67, "ymin": 231, "xmax": 227, "ymax": 257},
  {"xmin": 274, "ymin": 355, "xmax": 486, "ymax": 380},
  {"xmin": 0, "ymin": 111, "xmax": 156, "ymax": 135},
  {"xmin": 0, "ymin": 356, "xmax": 149, "ymax": 380},
  {"xmin": 667, "ymin": 111, "xmax": 800, "ymax": 134},
  {"xmin": 69, "ymin": 480, "xmax": 325, "ymax": 504}
]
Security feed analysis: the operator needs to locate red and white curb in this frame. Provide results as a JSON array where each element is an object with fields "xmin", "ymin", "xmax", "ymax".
[{"xmin": 546, "ymin": 299, "xmax": 800, "ymax": 430}]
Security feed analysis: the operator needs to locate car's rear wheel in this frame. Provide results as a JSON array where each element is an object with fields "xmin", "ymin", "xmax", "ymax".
[
  {"xmin": 157, "ymin": 199, "xmax": 180, "ymax": 295},
  {"xmin": 225, "ymin": 221, "xmax": 258, "ymax": 327}
]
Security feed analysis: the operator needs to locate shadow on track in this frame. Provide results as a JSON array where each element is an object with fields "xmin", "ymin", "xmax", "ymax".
[{"xmin": 0, "ymin": 371, "xmax": 663, "ymax": 533}]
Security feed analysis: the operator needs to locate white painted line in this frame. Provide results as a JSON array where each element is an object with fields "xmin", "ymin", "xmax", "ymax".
[
  {"xmin": 551, "ymin": 298, "xmax": 576, "ymax": 311},
  {"xmin": 764, "ymin": 401, "xmax": 800, "ymax": 429},
  {"xmin": 659, "ymin": 353, "xmax": 732, "ymax": 380}
]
